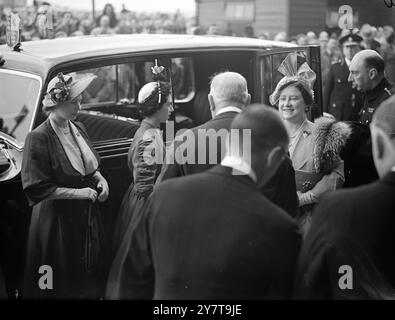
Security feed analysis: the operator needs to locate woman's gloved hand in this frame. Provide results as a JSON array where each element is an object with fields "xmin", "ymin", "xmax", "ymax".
[
  {"xmin": 78, "ymin": 187, "xmax": 98, "ymax": 202},
  {"xmin": 96, "ymin": 178, "xmax": 109, "ymax": 202}
]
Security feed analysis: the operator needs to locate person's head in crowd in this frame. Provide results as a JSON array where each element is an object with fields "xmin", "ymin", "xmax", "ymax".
[
  {"xmin": 99, "ymin": 15, "xmax": 111, "ymax": 29},
  {"xmin": 208, "ymin": 71, "xmax": 251, "ymax": 118},
  {"xmin": 319, "ymin": 31, "xmax": 329, "ymax": 50},
  {"xmin": 103, "ymin": 3, "xmax": 115, "ymax": 17},
  {"xmin": 62, "ymin": 11, "xmax": 72, "ymax": 24},
  {"xmin": 244, "ymin": 25, "xmax": 255, "ymax": 38},
  {"xmin": 42, "ymin": 72, "xmax": 97, "ymax": 119},
  {"xmin": 258, "ymin": 32, "xmax": 269, "ymax": 40},
  {"xmin": 207, "ymin": 24, "xmax": 218, "ymax": 35},
  {"xmin": 383, "ymin": 25, "xmax": 395, "ymax": 45},
  {"xmin": 370, "ymin": 95, "xmax": 395, "ymax": 178},
  {"xmin": 296, "ymin": 34, "xmax": 309, "ymax": 45},
  {"xmin": 361, "ymin": 24, "xmax": 377, "ymax": 43},
  {"xmin": 349, "ymin": 49, "xmax": 386, "ymax": 92},
  {"xmin": 100, "ymin": 3, "xmax": 117, "ymax": 28},
  {"xmin": 326, "ymin": 38, "xmax": 339, "ymax": 55},
  {"xmin": 228, "ymin": 104, "xmax": 289, "ymax": 188},
  {"xmin": 191, "ymin": 26, "xmax": 205, "ymax": 35},
  {"xmin": 306, "ymin": 31, "xmax": 318, "ymax": 44},
  {"xmin": 137, "ymin": 81, "xmax": 173, "ymax": 124},
  {"xmin": 274, "ymin": 32, "xmax": 288, "ymax": 42},
  {"xmin": 55, "ymin": 30, "xmax": 67, "ymax": 38},
  {"xmin": 339, "ymin": 32, "xmax": 362, "ymax": 61}
]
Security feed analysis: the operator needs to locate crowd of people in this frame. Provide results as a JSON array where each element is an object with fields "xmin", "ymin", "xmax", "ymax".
[{"xmin": 0, "ymin": 2, "xmax": 189, "ymax": 43}]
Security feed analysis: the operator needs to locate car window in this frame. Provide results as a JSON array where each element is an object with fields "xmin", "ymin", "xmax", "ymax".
[
  {"xmin": 0, "ymin": 71, "xmax": 41, "ymax": 145},
  {"xmin": 171, "ymin": 57, "xmax": 195, "ymax": 102},
  {"xmin": 260, "ymin": 50, "xmax": 308, "ymax": 105},
  {"xmin": 73, "ymin": 66, "xmax": 117, "ymax": 104}
]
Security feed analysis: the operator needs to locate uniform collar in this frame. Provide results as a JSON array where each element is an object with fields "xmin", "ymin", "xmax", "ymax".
[{"xmin": 365, "ymin": 78, "xmax": 391, "ymax": 102}]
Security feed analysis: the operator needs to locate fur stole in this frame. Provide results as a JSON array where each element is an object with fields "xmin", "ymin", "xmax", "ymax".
[{"xmin": 313, "ymin": 117, "xmax": 352, "ymax": 174}]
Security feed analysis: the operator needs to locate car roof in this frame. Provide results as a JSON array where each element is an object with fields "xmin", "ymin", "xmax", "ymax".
[{"xmin": 0, "ymin": 34, "xmax": 296, "ymax": 78}]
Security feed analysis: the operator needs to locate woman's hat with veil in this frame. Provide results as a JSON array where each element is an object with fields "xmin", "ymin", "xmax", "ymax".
[{"xmin": 269, "ymin": 52, "xmax": 317, "ymax": 105}]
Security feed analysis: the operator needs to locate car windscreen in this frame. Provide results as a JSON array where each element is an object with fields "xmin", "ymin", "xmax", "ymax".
[{"xmin": 0, "ymin": 71, "xmax": 41, "ymax": 146}]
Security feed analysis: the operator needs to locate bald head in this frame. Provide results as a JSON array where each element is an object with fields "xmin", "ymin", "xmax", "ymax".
[
  {"xmin": 371, "ymin": 95, "xmax": 395, "ymax": 177},
  {"xmin": 372, "ymin": 95, "xmax": 395, "ymax": 138},
  {"xmin": 349, "ymin": 49, "xmax": 385, "ymax": 92},
  {"xmin": 209, "ymin": 72, "xmax": 250, "ymax": 114},
  {"xmin": 229, "ymin": 104, "xmax": 288, "ymax": 187}
]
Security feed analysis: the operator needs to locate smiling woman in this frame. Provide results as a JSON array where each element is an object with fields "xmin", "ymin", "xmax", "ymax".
[{"xmin": 270, "ymin": 53, "xmax": 350, "ymax": 236}]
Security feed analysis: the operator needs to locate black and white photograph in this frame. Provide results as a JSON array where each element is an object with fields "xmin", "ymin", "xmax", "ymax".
[{"xmin": 1, "ymin": 0, "xmax": 395, "ymax": 309}]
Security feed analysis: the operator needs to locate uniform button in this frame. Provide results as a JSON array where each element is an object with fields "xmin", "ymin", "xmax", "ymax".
[
  {"xmin": 337, "ymin": 79, "xmax": 341, "ymax": 83},
  {"xmin": 332, "ymin": 103, "xmax": 336, "ymax": 107}
]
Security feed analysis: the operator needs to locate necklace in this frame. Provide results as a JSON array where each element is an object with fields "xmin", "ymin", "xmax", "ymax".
[
  {"xmin": 289, "ymin": 119, "xmax": 306, "ymax": 139},
  {"xmin": 50, "ymin": 117, "xmax": 70, "ymax": 134}
]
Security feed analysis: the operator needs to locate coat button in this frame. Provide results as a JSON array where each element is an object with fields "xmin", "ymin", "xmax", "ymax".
[{"xmin": 332, "ymin": 103, "xmax": 336, "ymax": 107}]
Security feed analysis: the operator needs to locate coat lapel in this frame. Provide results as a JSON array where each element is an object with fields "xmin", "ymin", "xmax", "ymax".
[{"xmin": 290, "ymin": 121, "xmax": 314, "ymax": 170}]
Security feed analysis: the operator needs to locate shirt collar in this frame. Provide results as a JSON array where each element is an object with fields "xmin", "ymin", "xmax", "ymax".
[
  {"xmin": 221, "ymin": 155, "xmax": 257, "ymax": 183},
  {"xmin": 215, "ymin": 106, "xmax": 242, "ymax": 116}
]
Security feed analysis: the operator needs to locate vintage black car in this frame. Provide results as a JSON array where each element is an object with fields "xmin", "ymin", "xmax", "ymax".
[{"xmin": 0, "ymin": 34, "xmax": 322, "ymax": 297}]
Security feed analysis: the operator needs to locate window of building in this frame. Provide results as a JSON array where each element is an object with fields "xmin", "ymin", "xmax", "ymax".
[{"xmin": 225, "ymin": 2, "xmax": 255, "ymax": 21}]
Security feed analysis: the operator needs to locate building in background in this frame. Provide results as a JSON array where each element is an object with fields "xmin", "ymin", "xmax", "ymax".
[
  {"xmin": 196, "ymin": 0, "xmax": 395, "ymax": 37},
  {"xmin": 0, "ymin": 0, "xmax": 27, "ymax": 7}
]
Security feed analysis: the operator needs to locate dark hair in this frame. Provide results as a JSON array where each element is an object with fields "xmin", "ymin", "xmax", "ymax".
[
  {"xmin": 364, "ymin": 55, "xmax": 385, "ymax": 74},
  {"xmin": 138, "ymin": 81, "xmax": 171, "ymax": 119},
  {"xmin": 279, "ymin": 81, "xmax": 314, "ymax": 106}
]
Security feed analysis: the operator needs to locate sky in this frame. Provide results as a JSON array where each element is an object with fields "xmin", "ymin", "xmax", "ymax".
[{"xmin": 27, "ymin": 0, "xmax": 196, "ymax": 15}]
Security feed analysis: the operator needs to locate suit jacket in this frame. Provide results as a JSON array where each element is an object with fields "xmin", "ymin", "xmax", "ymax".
[
  {"xmin": 323, "ymin": 60, "xmax": 363, "ymax": 121},
  {"xmin": 157, "ymin": 110, "xmax": 298, "ymax": 217},
  {"xmin": 112, "ymin": 165, "xmax": 301, "ymax": 299},
  {"xmin": 294, "ymin": 172, "xmax": 395, "ymax": 299}
]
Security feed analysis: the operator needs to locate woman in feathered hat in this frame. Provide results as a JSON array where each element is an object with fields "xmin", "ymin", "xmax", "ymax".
[
  {"xmin": 21, "ymin": 72, "xmax": 110, "ymax": 299},
  {"xmin": 270, "ymin": 53, "xmax": 351, "ymax": 236}
]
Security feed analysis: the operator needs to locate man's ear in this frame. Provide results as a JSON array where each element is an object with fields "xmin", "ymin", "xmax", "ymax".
[
  {"xmin": 368, "ymin": 68, "xmax": 378, "ymax": 80},
  {"xmin": 245, "ymin": 93, "xmax": 251, "ymax": 107},
  {"xmin": 208, "ymin": 94, "xmax": 215, "ymax": 113},
  {"xmin": 372, "ymin": 127, "xmax": 386, "ymax": 160},
  {"xmin": 266, "ymin": 146, "xmax": 285, "ymax": 169}
]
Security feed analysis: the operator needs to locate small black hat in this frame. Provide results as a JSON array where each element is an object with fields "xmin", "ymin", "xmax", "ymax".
[{"xmin": 339, "ymin": 32, "xmax": 363, "ymax": 46}]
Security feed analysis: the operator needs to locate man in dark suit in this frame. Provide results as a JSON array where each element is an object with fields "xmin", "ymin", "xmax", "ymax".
[
  {"xmin": 158, "ymin": 71, "xmax": 298, "ymax": 217},
  {"xmin": 106, "ymin": 104, "xmax": 301, "ymax": 299},
  {"xmin": 323, "ymin": 32, "xmax": 364, "ymax": 121},
  {"xmin": 294, "ymin": 96, "xmax": 395, "ymax": 299}
]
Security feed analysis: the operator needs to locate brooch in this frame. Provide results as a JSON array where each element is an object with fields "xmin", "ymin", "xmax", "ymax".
[
  {"xmin": 301, "ymin": 180, "xmax": 313, "ymax": 193},
  {"xmin": 302, "ymin": 131, "xmax": 310, "ymax": 139}
]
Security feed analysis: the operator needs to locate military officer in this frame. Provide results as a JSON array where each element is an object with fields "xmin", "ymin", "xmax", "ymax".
[
  {"xmin": 349, "ymin": 49, "xmax": 395, "ymax": 125},
  {"xmin": 323, "ymin": 32, "xmax": 364, "ymax": 121},
  {"xmin": 342, "ymin": 50, "xmax": 395, "ymax": 187}
]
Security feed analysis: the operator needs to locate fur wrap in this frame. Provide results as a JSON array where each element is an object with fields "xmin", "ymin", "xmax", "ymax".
[{"xmin": 313, "ymin": 117, "xmax": 352, "ymax": 174}]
